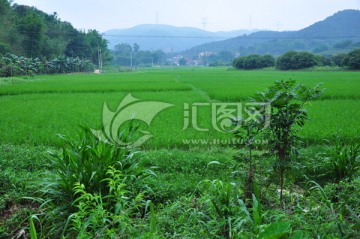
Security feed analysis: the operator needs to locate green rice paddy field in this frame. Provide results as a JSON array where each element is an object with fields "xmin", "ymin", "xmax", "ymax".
[
  {"xmin": 0, "ymin": 68, "xmax": 359, "ymax": 148},
  {"xmin": 1, "ymin": 67, "xmax": 360, "ymax": 237}
]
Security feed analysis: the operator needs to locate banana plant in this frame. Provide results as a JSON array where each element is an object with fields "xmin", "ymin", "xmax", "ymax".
[{"xmin": 0, "ymin": 53, "xmax": 95, "ymax": 77}]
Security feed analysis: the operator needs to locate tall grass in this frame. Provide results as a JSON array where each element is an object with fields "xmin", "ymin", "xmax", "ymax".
[{"xmin": 35, "ymin": 126, "xmax": 155, "ymax": 238}]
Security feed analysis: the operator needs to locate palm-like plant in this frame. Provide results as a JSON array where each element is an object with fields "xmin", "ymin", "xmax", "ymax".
[{"xmin": 0, "ymin": 53, "xmax": 95, "ymax": 77}]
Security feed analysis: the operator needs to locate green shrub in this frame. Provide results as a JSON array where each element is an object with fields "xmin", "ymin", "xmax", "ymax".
[
  {"xmin": 233, "ymin": 56, "xmax": 245, "ymax": 69},
  {"xmin": 70, "ymin": 167, "xmax": 146, "ymax": 238},
  {"xmin": 233, "ymin": 54, "xmax": 275, "ymax": 70},
  {"xmin": 343, "ymin": 48, "xmax": 360, "ymax": 70},
  {"xmin": 252, "ymin": 80, "xmax": 323, "ymax": 205},
  {"xmin": 324, "ymin": 143, "xmax": 360, "ymax": 182},
  {"xmin": 34, "ymin": 126, "xmax": 155, "ymax": 238},
  {"xmin": 303, "ymin": 142, "xmax": 360, "ymax": 184},
  {"xmin": 276, "ymin": 51, "xmax": 317, "ymax": 70},
  {"xmin": 324, "ymin": 177, "xmax": 360, "ymax": 220}
]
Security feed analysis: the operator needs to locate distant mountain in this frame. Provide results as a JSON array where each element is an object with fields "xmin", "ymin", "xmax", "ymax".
[
  {"xmin": 184, "ymin": 9, "xmax": 360, "ymax": 56},
  {"xmin": 103, "ymin": 24, "xmax": 258, "ymax": 52},
  {"xmin": 294, "ymin": 9, "xmax": 360, "ymax": 38}
]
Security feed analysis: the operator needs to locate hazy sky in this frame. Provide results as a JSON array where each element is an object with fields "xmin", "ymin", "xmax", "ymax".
[{"xmin": 12, "ymin": 0, "xmax": 360, "ymax": 32}]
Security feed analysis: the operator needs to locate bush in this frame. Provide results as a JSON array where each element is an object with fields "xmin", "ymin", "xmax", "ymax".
[
  {"xmin": 343, "ymin": 48, "xmax": 360, "ymax": 70},
  {"xmin": 0, "ymin": 43, "xmax": 11, "ymax": 55},
  {"xmin": 331, "ymin": 53, "xmax": 348, "ymax": 67},
  {"xmin": 243, "ymin": 54, "xmax": 260, "ymax": 69},
  {"xmin": 276, "ymin": 51, "xmax": 317, "ymax": 70},
  {"xmin": 0, "ymin": 64, "xmax": 20, "ymax": 77},
  {"xmin": 325, "ymin": 143, "xmax": 360, "ymax": 182},
  {"xmin": 35, "ymin": 127, "xmax": 155, "ymax": 238},
  {"xmin": 233, "ymin": 54, "xmax": 275, "ymax": 70},
  {"xmin": 316, "ymin": 55, "xmax": 333, "ymax": 66},
  {"xmin": 70, "ymin": 168, "xmax": 147, "ymax": 238},
  {"xmin": 257, "ymin": 54, "xmax": 275, "ymax": 68},
  {"xmin": 233, "ymin": 56, "xmax": 245, "ymax": 69},
  {"xmin": 324, "ymin": 177, "xmax": 360, "ymax": 223}
]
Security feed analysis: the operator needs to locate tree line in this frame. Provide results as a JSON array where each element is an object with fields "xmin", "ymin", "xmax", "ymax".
[
  {"xmin": 0, "ymin": 0, "xmax": 109, "ymax": 66},
  {"xmin": 233, "ymin": 48, "xmax": 360, "ymax": 70},
  {"xmin": 111, "ymin": 43, "xmax": 167, "ymax": 67}
]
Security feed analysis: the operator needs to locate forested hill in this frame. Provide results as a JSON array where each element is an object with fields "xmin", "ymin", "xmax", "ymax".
[
  {"xmin": 104, "ymin": 24, "xmax": 257, "ymax": 52},
  {"xmin": 184, "ymin": 9, "xmax": 360, "ymax": 56},
  {"xmin": 293, "ymin": 9, "xmax": 360, "ymax": 38},
  {"xmin": 0, "ymin": 0, "xmax": 109, "ymax": 63}
]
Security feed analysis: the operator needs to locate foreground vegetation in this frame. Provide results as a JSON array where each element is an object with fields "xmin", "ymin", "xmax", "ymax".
[{"xmin": 0, "ymin": 68, "xmax": 359, "ymax": 238}]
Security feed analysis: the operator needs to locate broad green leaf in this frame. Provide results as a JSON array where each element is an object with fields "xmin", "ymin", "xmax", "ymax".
[
  {"xmin": 257, "ymin": 221, "xmax": 291, "ymax": 239},
  {"xmin": 289, "ymin": 230, "xmax": 306, "ymax": 239}
]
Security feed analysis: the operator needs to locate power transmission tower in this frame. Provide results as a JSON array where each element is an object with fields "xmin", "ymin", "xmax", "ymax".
[
  {"xmin": 201, "ymin": 18, "xmax": 207, "ymax": 30},
  {"xmin": 249, "ymin": 14, "xmax": 252, "ymax": 29}
]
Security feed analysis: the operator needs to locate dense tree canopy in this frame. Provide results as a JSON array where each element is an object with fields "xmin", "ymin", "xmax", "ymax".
[
  {"xmin": 112, "ymin": 43, "xmax": 166, "ymax": 67},
  {"xmin": 17, "ymin": 12, "xmax": 44, "ymax": 57},
  {"xmin": 233, "ymin": 49, "xmax": 360, "ymax": 71},
  {"xmin": 0, "ymin": 1, "xmax": 109, "ymax": 65},
  {"xmin": 276, "ymin": 51, "xmax": 317, "ymax": 70},
  {"xmin": 202, "ymin": 50, "xmax": 235, "ymax": 66},
  {"xmin": 233, "ymin": 54, "xmax": 275, "ymax": 70},
  {"xmin": 343, "ymin": 48, "xmax": 360, "ymax": 70}
]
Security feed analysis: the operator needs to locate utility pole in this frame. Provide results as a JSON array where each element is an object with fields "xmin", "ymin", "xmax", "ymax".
[
  {"xmin": 170, "ymin": 48, "xmax": 173, "ymax": 71},
  {"xmin": 98, "ymin": 48, "xmax": 103, "ymax": 73},
  {"xmin": 130, "ymin": 51, "xmax": 133, "ymax": 69}
]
